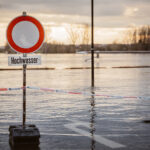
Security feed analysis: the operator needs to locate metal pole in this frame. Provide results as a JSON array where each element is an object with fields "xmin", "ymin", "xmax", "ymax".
[
  {"xmin": 22, "ymin": 11, "xmax": 27, "ymax": 128},
  {"xmin": 90, "ymin": 88, "xmax": 96, "ymax": 150},
  {"xmin": 23, "ymin": 53, "xmax": 27, "ymax": 128},
  {"xmin": 91, "ymin": 0, "xmax": 95, "ymax": 87}
]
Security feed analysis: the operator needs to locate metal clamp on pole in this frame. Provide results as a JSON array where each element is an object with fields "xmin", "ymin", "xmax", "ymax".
[{"xmin": 23, "ymin": 11, "xmax": 27, "ymax": 16}]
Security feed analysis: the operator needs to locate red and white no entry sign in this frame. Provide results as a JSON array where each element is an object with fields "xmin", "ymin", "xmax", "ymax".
[{"xmin": 6, "ymin": 13, "xmax": 44, "ymax": 53}]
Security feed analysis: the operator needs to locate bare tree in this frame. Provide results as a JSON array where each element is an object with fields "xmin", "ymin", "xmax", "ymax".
[
  {"xmin": 124, "ymin": 27, "xmax": 136, "ymax": 44},
  {"xmin": 45, "ymin": 26, "xmax": 52, "ymax": 43},
  {"xmin": 42, "ymin": 26, "xmax": 52, "ymax": 53},
  {"xmin": 77, "ymin": 24, "xmax": 91, "ymax": 51},
  {"xmin": 80, "ymin": 24, "xmax": 90, "ymax": 45},
  {"xmin": 66, "ymin": 25, "xmax": 80, "ymax": 45},
  {"xmin": 124, "ymin": 25, "xmax": 150, "ymax": 50}
]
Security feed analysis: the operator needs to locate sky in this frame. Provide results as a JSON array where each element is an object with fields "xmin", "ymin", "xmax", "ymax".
[{"xmin": 0, "ymin": 0, "xmax": 150, "ymax": 47}]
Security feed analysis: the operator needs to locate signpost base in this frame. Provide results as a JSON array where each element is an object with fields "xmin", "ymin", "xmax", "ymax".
[{"xmin": 9, "ymin": 124, "xmax": 40, "ymax": 148}]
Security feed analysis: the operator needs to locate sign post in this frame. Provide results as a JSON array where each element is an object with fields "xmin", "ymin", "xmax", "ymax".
[
  {"xmin": 22, "ymin": 11, "xmax": 27, "ymax": 130},
  {"xmin": 23, "ymin": 53, "xmax": 27, "ymax": 128},
  {"xmin": 7, "ymin": 11, "xmax": 44, "ymax": 147},
  {"xmin": 91, "ymin": 0, "xmax": 95, "ymax": 87}
]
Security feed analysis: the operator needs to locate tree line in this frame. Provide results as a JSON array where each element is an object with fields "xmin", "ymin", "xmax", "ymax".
[
  {"xmin": 124, "ymin": 25, "xmax": 150, "ymax": 50},
  {"xmin": 1, "ymin": 25, "xmax": 150, "ymax": 53}
]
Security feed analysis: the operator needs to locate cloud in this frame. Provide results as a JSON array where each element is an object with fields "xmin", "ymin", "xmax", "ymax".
[
  {"xmin": 0, "ymin": 0, "xmax": 150, "ymax": 46},
  {"xmin": 0, "ymin": 0, "xmax": 150, "ymax": 28},
  {"xmin": 0, "ymin": 0, "xmax": 149, "ymax": 16}
]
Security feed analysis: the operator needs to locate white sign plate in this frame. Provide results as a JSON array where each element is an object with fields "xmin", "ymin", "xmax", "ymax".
[{"xmin": 8, "ymin": 55, "xmax": 41, "ymax": 66}]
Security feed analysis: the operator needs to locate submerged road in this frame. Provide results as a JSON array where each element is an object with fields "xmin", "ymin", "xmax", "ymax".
[
  {"xmin": 0, "ymin": 54, "xmax": 150, "ymax": 149},
  {"xmin": 0, "ymin": 111, "xmax": 150, "ymax": 150}
]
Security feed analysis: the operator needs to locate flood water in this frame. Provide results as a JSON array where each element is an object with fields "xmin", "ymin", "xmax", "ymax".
[{"xmin": 0, "ymin": 53, "xmax": 150, "ymax": 150}]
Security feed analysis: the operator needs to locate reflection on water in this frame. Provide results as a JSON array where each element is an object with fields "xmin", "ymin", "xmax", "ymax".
[{"xmin": 89, "ymin": 89, "xmax": 96, "ymax": 150}]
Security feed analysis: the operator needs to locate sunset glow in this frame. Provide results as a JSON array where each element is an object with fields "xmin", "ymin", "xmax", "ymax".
[{"xmin": 0, "ymin": 0, "xmax": 150, "ymax": 47}]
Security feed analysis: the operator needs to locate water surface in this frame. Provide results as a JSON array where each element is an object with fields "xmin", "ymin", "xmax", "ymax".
[{"xmin": 0, "ymin": 53, "xmax": 150, "ymax": 150}]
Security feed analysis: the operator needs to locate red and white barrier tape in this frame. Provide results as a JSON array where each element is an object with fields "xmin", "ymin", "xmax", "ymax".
[
  {"xmin": 0, "ymin": 86, "xmax": 150, "ymax": 100},
  {"xmin": 27, "ymin": 86, "xmax": 150, "ymax": 100},
  {"xmin": 0, "ymin": 87, "xmax": 23, "ymax": 91}
]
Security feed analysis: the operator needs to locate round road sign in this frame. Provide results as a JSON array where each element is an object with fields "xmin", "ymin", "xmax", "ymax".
[{"xmin": 7, "ymin": 15, "xmax": 44, "ymax": 53}]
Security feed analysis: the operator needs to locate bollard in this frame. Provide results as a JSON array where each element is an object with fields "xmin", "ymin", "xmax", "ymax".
[{"xmin": 9, "ymin": 124, "xmax": 40, "ymax": 147}]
